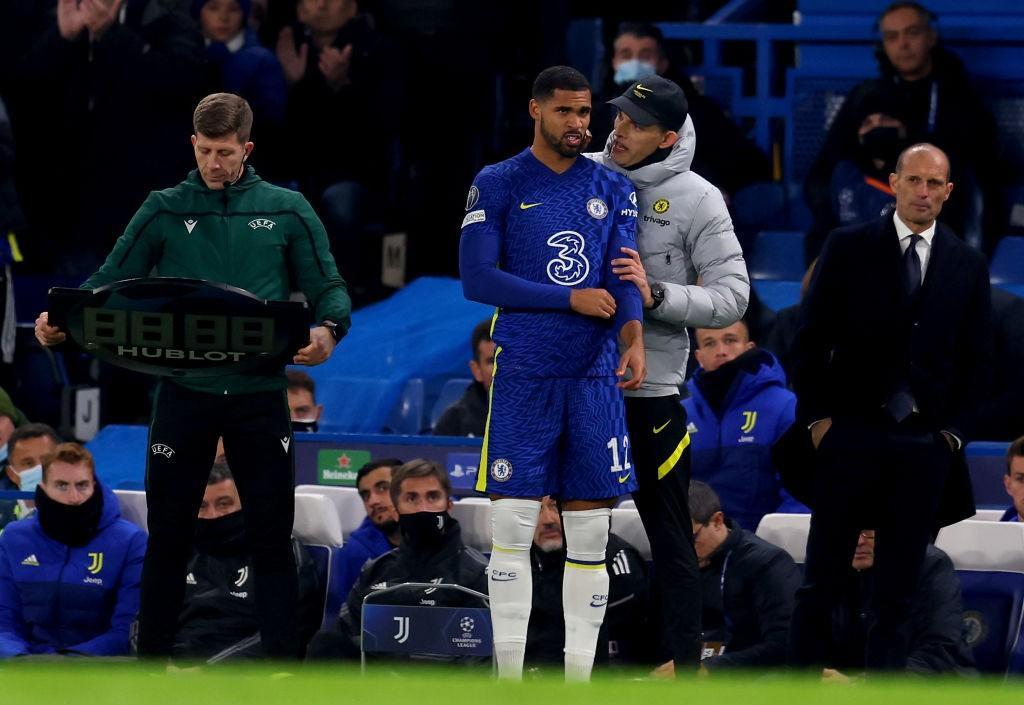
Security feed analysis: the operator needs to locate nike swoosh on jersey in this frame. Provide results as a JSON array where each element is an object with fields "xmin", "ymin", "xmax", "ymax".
[
  {"xmin": 618, "ymin": 473, "xmax": 632, "ymax": 484},
  {"xmin": 653, "ymin": 420, "xmax": 671, "ymax": 434},
  {"xmin": 519, "ymin": 202, "xmax": 542, "ymax": 210}
]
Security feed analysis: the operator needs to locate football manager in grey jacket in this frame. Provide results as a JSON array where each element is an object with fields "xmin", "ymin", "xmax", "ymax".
[{"xmin": 585, "ymin": 75, "xmax": 749, "ymax": 672}]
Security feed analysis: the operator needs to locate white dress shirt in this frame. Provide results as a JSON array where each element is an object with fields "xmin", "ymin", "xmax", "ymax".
[{"xmin": 893, "ymin": 212, "xmax": 936, "ymax": 282}]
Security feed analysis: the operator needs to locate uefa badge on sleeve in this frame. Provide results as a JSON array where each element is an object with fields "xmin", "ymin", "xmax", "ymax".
[{"xmin": 490, "ymin": 458, "xmax": 513, "ymax": 482}]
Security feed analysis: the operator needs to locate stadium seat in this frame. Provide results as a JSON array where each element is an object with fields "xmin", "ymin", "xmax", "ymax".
[
  {"xmin": 295, "ymin": 485, "xmax": 366, "ymax": 540},
  {"xmin": 360, "ymin": 583, "xmax": 491, "ymax": 667},
  {"xmin": 731, "ymin": 182, "xmax": 788, "ymax": 234},
  {"xmin": 990, "ymin": 236, "xmax": 1024, "ymax": 285},
  {"xmin": 113, "ymin": 489, "xmax": 148, "ymax": 532},
  {"xmin": 384, "ymin": 377, "xmax": 425, "ymax": 434},
  {"xmin": 755, "ymin": 513, "xmax": 811, "ymax": 564},
  {"xmin": 293, "ymin": 493, "xmax": 344, "ymax": 548},
  {"xmin": 450, "ymin": 498, "xmax": 491, "ymax": 554},
  {"xmin": 936, "ymin": 520, "xmax": 1024, "ymax": 673},
  {"xmin": 610, "ymin": 507, "xmax": 650, "ymax": 561},
  {"xmin": 749, "ymin": 230, "xmax": 806, "ymax": 281},
  {"xmin": 429, "ymin": 378, "xmax": 473, "ymax": 431}
]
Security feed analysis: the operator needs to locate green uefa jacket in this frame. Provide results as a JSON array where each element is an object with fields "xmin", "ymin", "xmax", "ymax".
[{"xmin": 81, "ymin": 166, "xmax": 351, "ymax": 395}]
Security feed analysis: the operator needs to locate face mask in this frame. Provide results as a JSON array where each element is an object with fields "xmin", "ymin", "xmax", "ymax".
[
  {"xmin": 35, "ymin": 483, "xmax": 104, "ymax": 547},
  {"xmin": 17, "ymin": 464, "xmax": 42, "ymax": 493},
  {"xmin": 860, "ymin": 126, "xmax": 904, "ymax": 168},
  {"xmin": 398, "ymin": 510, "xmax": 451, "ymax": 552},
  {"xmin": 194, "ymin": 510, "xmax": 247, "ymax": 556},
  {"xmin": 292, "ymin": 419, "xmax": 319, "ymax": 433},
  {"xmin": 614, "ymin": 59, "xmax": 657, "ymax": 86}
]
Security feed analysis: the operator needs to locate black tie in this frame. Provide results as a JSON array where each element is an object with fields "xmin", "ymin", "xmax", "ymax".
[{"xmin": 902, "ymin": 233, "xmax": 923, "ymax": 295}]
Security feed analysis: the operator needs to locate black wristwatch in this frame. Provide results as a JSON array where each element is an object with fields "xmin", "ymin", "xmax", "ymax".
[
  {"xmin": 650, "ymin": 284, "xmax": 665, "ymax": 309},
  {"xmin": 320, "ymin": 320, "xmax": 342, "ymax": 342}
]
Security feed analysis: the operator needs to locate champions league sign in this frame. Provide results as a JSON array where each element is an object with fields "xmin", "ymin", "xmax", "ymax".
[{"xmin": 48, "ymin": 278, "xmax": 309, "ymax": 378}]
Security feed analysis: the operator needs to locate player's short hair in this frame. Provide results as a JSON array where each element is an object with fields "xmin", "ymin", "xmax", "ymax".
[
  {"xmin": 615, "ymin": 21, "xmax": 666, "ymax": 54},
  {"xmin": 470, "ymin": 319, "xmax": 493, "ymax": 361},
  {"xmin": 193, "ymin": 93, "xmax": 253, "ymax": 143},
  {"xmin": 390, "ymin": 458, "xmax": 452, "ymax": 506},
  {"xmin": 356, "ymin": 458, "xmax": 403, "ymax": 488},
  {"xmin": 1007, "ymin": 436, "xmax": 1024, "ymax": 476},
  {"xmin": 41, "ymin": 443, "xmax": 95, "ymax": 483},
  {"xmin": 207, "ymin": 462, "xmax": 233, "ymax": 486},
  {"xmin": 688, "ymin": 480, "xmax": 723, "ymax": 525},
  {"xmin": 532, "ymin": 66, "xmax": 590, "ymax": 100},
  {"xmin": 7, "ymin": 423, "xmax": 61, "ymax": 466},
  {"xmin": 286, "ymin": 369, "xmax": 316, "ymax": 400}
]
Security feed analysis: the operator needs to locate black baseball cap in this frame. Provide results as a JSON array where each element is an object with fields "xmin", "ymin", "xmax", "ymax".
[{"xmin": 608, "ymin": 75, "xmax": 689, "ymax": 131}]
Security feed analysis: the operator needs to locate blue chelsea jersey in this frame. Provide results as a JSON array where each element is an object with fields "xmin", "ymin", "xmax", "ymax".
[{"xmin": 461, "ymin": 148, "xmax": 640, "ymax": 378}]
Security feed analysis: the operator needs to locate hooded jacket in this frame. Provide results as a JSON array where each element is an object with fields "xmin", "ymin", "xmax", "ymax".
[
  {"xmin": 0, "ymin": 483, "xmax": 147, "ymax": 657},
  {"xmin": 585, "ymin": 118, "xmax": 749, "ymax": 396},
  {"xmin": 684, "ymin": 349, "xmax": 797, "ymax": 530}
]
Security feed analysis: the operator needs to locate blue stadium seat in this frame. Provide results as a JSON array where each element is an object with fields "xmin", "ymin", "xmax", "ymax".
[
  {"xmin": 957, "ymin": 571, "xmax": 1024, "ymax": 673},
  {"xmin": 749, "ymin": 230, "xmax": 806, "ymax": 281},
  {"xmin": 429, "ymin": 378, "xmax": 473, "ymax": 430},
  {"xmin": 731, "ymin": 182, "xmax": 788, "ymax": 237},
  {"xmin": 384, "ymin": 377, "xmax": 425, "ymax": 434},
  {"xmin": 990, "ymin": 236, "xmax": 1024, "ymax": 285},
  {"xmin": 11, "ymin": 326, "xmax": 69, "ymax": 427}
]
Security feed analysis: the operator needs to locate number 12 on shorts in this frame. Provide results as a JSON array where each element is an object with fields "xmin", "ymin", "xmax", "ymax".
[{"xmin": 607, "ymin": 436, "xmax": 632, "ymax": 473}]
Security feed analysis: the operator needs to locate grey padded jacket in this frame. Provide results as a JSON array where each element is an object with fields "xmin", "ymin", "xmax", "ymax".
[{"xmin": 586, "ymin": 116, "xmax": 750, "ymax": 397}]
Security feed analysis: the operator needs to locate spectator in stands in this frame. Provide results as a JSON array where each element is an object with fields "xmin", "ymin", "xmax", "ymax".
[
  {"xmin": 0, "ymin": 387, "xmax": 28, "ymax": 466},
  {"xmin": 805, "ymin": 86, "xmax": 907, "ymax": 259},
  {"xmin": 655, "ymin": 481, "xmax": 800, "ymax": 676},
  {"xmin": 172, "ymin": 463, "xmax": 321, "ymax": 661},
  {"xmin": 0, "ymin": 95, "xmax": 26, "ymax": 275},
  {"xmin": 0, "ymin": 424, "xmax": 61, "ymax": 530},
  {"xmin": 331, "ymin": 458, "xmax": 402, "ymax": 602},
  {"xmin": 1001, "ymin": 436, "xmax": 1024, "ymax": 522},
  {"xmin": 825, "ymin": 530, "xmax": 974, "ymax": 676},
  {"xmin": 276, "ymin": 0, "xmax": 402, "ymax": 288},
  {"xmin": 526, "ymin": 496, "xmax": 652, "ymax": 668},
  {"xmin": 287, "ymin": 370, "xmax": 324, "ymax": 432},
  {"xmin": 684, "ymin": 319, "xmax": 804, "ymax": 531},
  {"xmin": 804, "ymin": 1, "xmax": 1003, "ymax": 261},
  {"xmin": 2, "ymin": 0, "xmax": 203, "ymax": 274},
  {"xmin": 433, "ymin": 320, "xmax": 494, "ymax": 437},
  {"xmin": 306, "ymin": 459, "xmax": 487, "ymax": 660},
  {"xmin": 590, "ymin": 22, "xmax": 771, "ymax": 200},
  {"xmin": 192, "ymin": 0, "xmax": 287, "ymax": 125},
  {"xmin": 0, "ymin": 443, "xmax": 146, "ymax": 658}
]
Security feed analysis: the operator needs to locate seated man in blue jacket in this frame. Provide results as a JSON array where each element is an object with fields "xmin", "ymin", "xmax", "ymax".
[
  {"xmin": 1001, "ymin": 436, "xmax": 1024, "ymax": 522},
  {"xmin": 0, "ymin": 443, "xmax": 146, "ymax": 658},
  {"xmin": 330, "ymin": 458, "xmax": 403, "ymax": 606},
  {"xmin": 683, "ymin": 319, "xmax": 805, "ymax": 531}
]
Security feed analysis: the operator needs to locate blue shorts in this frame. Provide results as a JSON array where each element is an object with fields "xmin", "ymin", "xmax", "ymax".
[{"xmin": 476, "ymin": 375, "xmax": 637, "ymax": 500}]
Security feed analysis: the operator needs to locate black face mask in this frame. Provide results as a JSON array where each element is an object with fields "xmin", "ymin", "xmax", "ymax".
[
  {"xmin": 860, "ymin": 126, "xmax": 904, "ymax": 173},
  {"xmin": 194, "ymin": 511, "xmax": 247, "ymax": 556},
  {"xmin": 291, "ymin": 419, "xmax": 319, "ymax": 433},
  {"xmin": 35, "ymin": 484, "xmax": 104, "ymax": 547},
  {"xmin": 398, "ymin": 510, "xmax": 451, "ymax": 552}
]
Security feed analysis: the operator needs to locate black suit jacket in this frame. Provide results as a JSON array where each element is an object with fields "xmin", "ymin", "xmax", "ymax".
[{"xmin": 781, "ymin": 214, "xmax": 992, "ymax": 525}]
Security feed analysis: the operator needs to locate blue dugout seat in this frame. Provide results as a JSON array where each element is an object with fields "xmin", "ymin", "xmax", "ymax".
[
  {"xmin": 429, "ymin": 378, "xmax": 473, "ymax": 430},
  {"xmin": 749, "ymin": 230, "xmax": 806, "ymax": 281},
  {"xmin": 990, "ymin": 236, "xmax": 1024, "ymax": 285},
  {"xmin": 384, "ymin": 377, "xmax": 425, "ymax": 434}
]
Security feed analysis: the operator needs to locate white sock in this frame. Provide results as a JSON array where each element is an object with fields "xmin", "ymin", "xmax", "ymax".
[
  {"xmin": 561, "ymin": 508, "xmax": 611, "ymax": 683},
  {"xmin": 488, "ymin": 499, "xmax": 540, "ymax": 680}
]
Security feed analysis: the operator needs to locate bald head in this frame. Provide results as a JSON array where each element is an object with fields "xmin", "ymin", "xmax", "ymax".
[
  {"xmin": 894, "ymin": 143, "xmax": 950, "ymax": 181},
  {"xmin": 889, "ymin": 142, "xmax": 953, "ymax": 232}
]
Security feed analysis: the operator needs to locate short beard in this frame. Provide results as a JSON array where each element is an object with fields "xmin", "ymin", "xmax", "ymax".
[
  {"xmin": 379, "ymin": 518, "xmax": 400, "ymax": 537},
  {"xmin": 540, "ymin": 116, "xmax": 582, "ymax": 158},
  {"xmin": 536, "ymin": 538, "xmax": 564, "ymax": 553}
]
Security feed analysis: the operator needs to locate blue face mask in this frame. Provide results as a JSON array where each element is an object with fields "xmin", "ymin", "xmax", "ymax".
[
  {"xmin": 614, "ymin": 59, "xmax": 658, "ymax": 86},
  {"xmin": 17, "ymin": 465, "xmax": 42, "ymax": 493}
]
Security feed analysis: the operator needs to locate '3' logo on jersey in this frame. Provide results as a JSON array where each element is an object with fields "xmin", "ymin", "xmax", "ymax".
[{"xmin": 546, "ymin": 230, "xmax": 590, "ymax": 286}]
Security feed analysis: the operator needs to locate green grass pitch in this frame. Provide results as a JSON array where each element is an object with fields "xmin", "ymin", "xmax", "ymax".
[{"xmin": 2, "ymin": 663, "xmax": 1020, "ymax": 705}]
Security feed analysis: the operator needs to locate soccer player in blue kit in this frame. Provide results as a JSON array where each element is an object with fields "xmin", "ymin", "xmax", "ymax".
[{"xmin": 460, "ymin": 66, "xmax": 645, "ymax": 681}]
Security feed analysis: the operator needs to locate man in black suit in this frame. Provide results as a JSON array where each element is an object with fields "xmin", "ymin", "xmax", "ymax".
[{"xmin": 787, "ymin": 143, "xmax": 991, "ymax": 672}]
